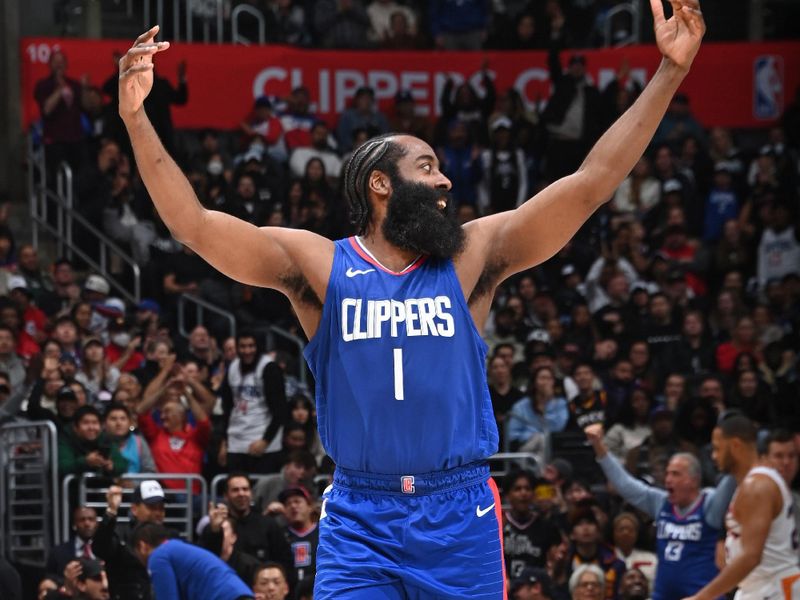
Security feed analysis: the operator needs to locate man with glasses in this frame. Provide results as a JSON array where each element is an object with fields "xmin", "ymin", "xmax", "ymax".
[{"xmin": 570, "ymin": 565, "xmax": 606, "ymax": 600}]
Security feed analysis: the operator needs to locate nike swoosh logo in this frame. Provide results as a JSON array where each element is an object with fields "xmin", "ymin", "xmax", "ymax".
[
  {"xmin": 346, "ymin": 267, "xmax": 376, "ymax": 277},
  {"xmin": 476, "ymin": 503, "xmax": 496, "ymax": 518}
]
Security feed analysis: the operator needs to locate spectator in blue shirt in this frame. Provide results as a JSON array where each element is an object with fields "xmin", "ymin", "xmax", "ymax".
[
  {"xmin": 430, "ymin": 0, "xmax": 491, "ymax": 50},
  {"xmin": 131, "ymin": 522, "xmax": 254, "ymax": 600},
  {"xmin": 507, "ymin": 366, "xmax": 569, "ymax": 451},
  {"xmin": 703, "ymin": 163, "xmax": 739, "ymax": 242}
]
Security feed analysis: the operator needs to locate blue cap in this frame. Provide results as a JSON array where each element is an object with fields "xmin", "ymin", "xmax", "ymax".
[
  {"xmin": 136, "ymin": 299, "xmax": 161, "ymax": 314},
  {"xmin": 59, "ymin": 351, "xmax": 78, "ymax": 365}
]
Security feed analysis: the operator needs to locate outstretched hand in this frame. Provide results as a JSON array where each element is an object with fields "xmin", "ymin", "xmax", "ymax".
[
  {"xmin": 650, "ymin": 0, "xmax": 705, "ymax": 72},
  {"xmin": 119, "ymin": 26, "xmax": 170, "ymax": 119}
]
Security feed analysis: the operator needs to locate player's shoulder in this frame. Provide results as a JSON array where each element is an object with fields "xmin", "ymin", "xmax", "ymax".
[
  {"xmin": 263, "ymin": 226, "xmax": 336, "ymax": 255},
  {"xmin": 738, "ymin": 470, "xmax": 782, "ymax": 506}
]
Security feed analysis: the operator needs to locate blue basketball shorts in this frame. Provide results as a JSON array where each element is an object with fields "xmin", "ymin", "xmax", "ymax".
[{"xmin": 314, "ymin": 462, "xmax": 506, "ymax": 599}]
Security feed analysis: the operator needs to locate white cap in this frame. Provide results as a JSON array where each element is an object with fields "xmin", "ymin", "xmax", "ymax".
[
  {"xmin": 491, "ymin": 116, "xmax": 513, "ymax": 131},
  {"xmin": 7, "ymin": 275, "xmax": 27, "ymax": 290},
  {"xmin": 134, "ymin": 480, "xmax": 165, "ymax": 504},
  {"xmin": 104, "ymin": 297, "xmax": 126, "ymax": 315},
  {"xmin": 84, "ymin": 274, "xmax": 110, "ymax": 295}
]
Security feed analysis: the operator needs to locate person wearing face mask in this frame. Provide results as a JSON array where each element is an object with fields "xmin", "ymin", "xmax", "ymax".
[
  {"xmin": 190, "ymin": 129, "xmax": 231, "ymax": 174},
  {"xmin": 105, "ymin": 320, "xmax": 145, "ymax": 374}
]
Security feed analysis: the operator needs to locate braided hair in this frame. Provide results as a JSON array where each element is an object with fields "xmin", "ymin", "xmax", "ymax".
[{"xmin": 342, "ymin": 133, "xmax": 407, "ymax": 235}]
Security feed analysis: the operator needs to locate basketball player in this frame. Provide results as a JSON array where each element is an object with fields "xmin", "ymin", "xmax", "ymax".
[
  {"xmin": 683, "ymin": 415, "xmax": 800, "ymax": 600},
  {"xmin": 117, "ymin": 2, "xmax": 705, "ymax": 596},
  {"xmin": 584, "ymin": 423, "xmax": 735, "ymax": 600}
]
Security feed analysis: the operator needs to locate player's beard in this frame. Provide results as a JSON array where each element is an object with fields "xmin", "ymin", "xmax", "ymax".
[{"xmin": 381, "ymin": 175, "xmax": 465, "ymax": 260}]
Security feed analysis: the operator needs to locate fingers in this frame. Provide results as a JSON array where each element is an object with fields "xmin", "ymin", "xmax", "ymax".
[
  {"xmin": 649, "ymin": 0, "xmax": 666, "ymax": 25},
  {"xmin": 119, "ymin": 42, "xmax": 168, "ymax": 72},
  {"xmin": 134, "ymin": 25, "xmax": 160, "ymax": 46},
  {"xmin": 671, "ymin": 0, "xmax": 704, "ymax": 36},
  {"xmin": 667, "ymin": 0, "xmax": 692, "ymax": 37},
  {"xmin": 120, "ymin": 63, "xmax": 154, "ymax": 80},
  {"xmin": 680, "ymin": 0, "xmax": 706, "ymax": 34},
  {"xmin": 128, "ymin": 42, "xmax": 170, "ymax": 55}
]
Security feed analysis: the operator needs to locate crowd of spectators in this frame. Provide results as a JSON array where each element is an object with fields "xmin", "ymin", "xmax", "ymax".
[
  {"xmin": 228, "ymin": 0, "xmax": 648, "ymax": 52},
  {"xmin": 1, "ymin": 2, "xmax": 800, "ymax": 598}
]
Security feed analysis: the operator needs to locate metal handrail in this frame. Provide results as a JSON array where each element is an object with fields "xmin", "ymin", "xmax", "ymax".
[
  {"xmin": 141, "ymin": 0, "xmax": 266, "ymax": 44},
  {"xmin": 232, "ymin": 3, "xmax": 266, "ymax": 45},
  {"xmin": 210, "ymin": 473, "xmax": 333, "ymax": 504},
  {"xmin": 190, "ymin": 0, "xmax": 225, "ymax": 44},
  {"xmin": 77, "ymin": 472, "xmax": 208, "ymax": 542},
  {"xmin": 489, "ymin": 452, "xmax": 542, "ymax": 477},
  {"xmin": 27, "ymin": 135, "xmax": 142, "ymax": 303},
  {"xmin": 265, "ymin": 325, "xmax": 308, "ymax": 386},
  {"xmin": 61, "ymin": 474, "xmax": 76, "ymax": 543},
  {"xmin": 177, "ymin": 292, "xmax": 236, "ymax": 339},
  {"xmin": 0, "ymin": 420, "xmax": 60, "ymax": 563},
  {"xmin": 55, "ymin": 164, "xmax": 73, "ymax": 258},
  {"xmin": 604, "ymin": 1, "xmax": 641, "ymax": 47},
  {"xmin": 30, "ymin": 186, "xmax": 142, "ymax": 304}
]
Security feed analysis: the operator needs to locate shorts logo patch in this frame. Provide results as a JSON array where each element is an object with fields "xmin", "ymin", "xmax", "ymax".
[{"xmin": 401, "ymin": 476, "xmax": 415, "ymax": 494}]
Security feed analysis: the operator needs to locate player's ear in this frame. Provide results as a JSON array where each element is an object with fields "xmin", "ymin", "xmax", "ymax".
[{"xmin": 368, "ymin": 169, "xmax": 391, "ymax": 200}]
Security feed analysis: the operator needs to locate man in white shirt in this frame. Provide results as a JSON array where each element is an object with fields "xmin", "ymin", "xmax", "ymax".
[{"xmin": 288, "ymin": 122, "xmax": 342, "ymax": 180}]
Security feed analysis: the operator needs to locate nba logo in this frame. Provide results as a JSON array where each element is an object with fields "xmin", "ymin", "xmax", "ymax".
[
  {"xmin": 753, "ymin": 55, "xmax": 783, "ymax": 120},
  {"xmin": 401, "ymin": 476, "xmax": 415, "ymax": 494}
]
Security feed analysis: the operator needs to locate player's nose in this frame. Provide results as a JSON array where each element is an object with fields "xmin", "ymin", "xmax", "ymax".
[{"xmin": 435, "ymin": 172, "xmax": 452, "ymax": 191}]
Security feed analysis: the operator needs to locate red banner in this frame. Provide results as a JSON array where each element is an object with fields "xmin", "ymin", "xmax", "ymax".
[{"xmin": 20, "ymin": 37, "xmax": 800, "ymax": 131}]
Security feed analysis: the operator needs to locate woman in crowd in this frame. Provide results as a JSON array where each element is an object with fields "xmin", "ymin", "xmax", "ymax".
[
  {"xmin": 604, "ymin": 387, "xmax": 653, "ymax": 461},
  {"xmin": 287, "ymin": 393, "xmax": 324, "ymax": 466},
  {"xmin": 507, "ymin": 366, "xmax": 568, "ymax": 452},
  {"xmin": 75, "ymin": 337, "xmax": 120, "ymax": 405},
  {"xmin": 103, "ymin": 401, "xmax": 155, "ymax": 473}
]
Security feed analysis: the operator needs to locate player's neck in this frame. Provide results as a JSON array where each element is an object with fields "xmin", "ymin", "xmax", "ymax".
[
  {"xmin": 357, "ymin": 232, "xmax": 422, "ymax": 273},
  {"xmin": 733, "ymin": 449, "xmax": 759, "ymax": 483}
]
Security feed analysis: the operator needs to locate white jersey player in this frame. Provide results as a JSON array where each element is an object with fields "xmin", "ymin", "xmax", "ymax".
[{"xmin": 682, "ymin": 415, "xmax": 800, "ymax": 600}]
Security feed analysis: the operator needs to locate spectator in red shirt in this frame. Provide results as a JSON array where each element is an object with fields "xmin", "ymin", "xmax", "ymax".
[
  {"xmin": 279, "ymin": 87, "xmax": 318, "ymax": 152},
  {"xmin": 239, "ymin": 96, "xmax": 284, "ymax": 155},
  {"xmin": 8, "ymin": 275, "xmax": 47, "ymax": 350},
  {"xmin": 715, "ymin": 315, "xmax": 759, "ymax": 375},
  {"xmin": 135, "ymin": 370, "xmax": 210, "ymax": 493},
  {"xmin": 105, "ymin": 319, "xmax": 144, "ymax": 373},
  {"xmin": 659, "ymin": 224, "xmax": 708, "ymax": 296},
  {"xmin": 33, "ymin": 50, "xmax": 89, "ymax": 172},
  {"xmin": 0, "ymin": 302, "xmax": 40, "ymax": 360}
]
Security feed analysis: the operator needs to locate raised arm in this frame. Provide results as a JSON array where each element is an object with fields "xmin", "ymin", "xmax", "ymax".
[
  {"xmin": 118, "ymin": 28, "xmax": 332, "ymax": 314},
  {"xmin": 585, "ymin": 424, "xmax": 666, "ymax": 517},
  {"xmin": 477, "ymin": 0, "xmax": 705, "ymax": 279}
]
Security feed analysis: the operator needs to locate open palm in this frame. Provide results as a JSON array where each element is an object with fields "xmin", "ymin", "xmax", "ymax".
[
  {"xmin": 118, "ymin": 26, "xmax": 170, "ymax": 118},
  {"xmin": 650, "ymin": 0, "xmax": 705, "ymax": 71}
]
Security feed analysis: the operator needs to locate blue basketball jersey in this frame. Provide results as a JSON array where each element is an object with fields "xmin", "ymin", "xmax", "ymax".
[
  {"xmin": 303, "ymin": 237, "xmax": 498, "ymax": 474},
  {"xmin": 654, "ymin": 493, "xmax": 720, "ymax": 600}
]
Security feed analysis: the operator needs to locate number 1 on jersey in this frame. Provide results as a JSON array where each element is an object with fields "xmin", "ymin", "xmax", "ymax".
[{"xmin": 393, "ymin": 348, "xmax": 404, "ymax": 400}]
